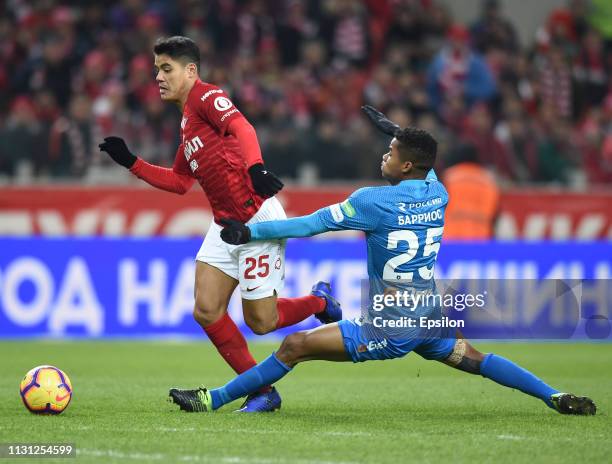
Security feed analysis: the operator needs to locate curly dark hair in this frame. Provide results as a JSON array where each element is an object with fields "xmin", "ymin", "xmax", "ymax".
[
  {"xmin": 394, "ymin": 127, "xmax": 437, "ymax": 172},
  {"xmin": 153, "ymin": 36, "xmax": 201, "ymax": 72}
]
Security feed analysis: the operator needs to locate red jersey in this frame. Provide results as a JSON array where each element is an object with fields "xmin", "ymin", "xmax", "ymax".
[{"xmin": 173, "ymin": 80, "xmax": 264, "ymax": 223}]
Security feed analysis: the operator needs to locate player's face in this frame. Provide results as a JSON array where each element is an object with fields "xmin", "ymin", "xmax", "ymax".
[
  {"xmin": 381, "ymin": 138, "xmax": 409, "ymax": 184},
  {"xmin": 153, "ymin": 54, "xmax": 195, "ymax": 103}
]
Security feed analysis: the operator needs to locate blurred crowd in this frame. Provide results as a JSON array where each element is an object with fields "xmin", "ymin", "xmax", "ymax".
[{"xmin": 1, "ymin": 0, "xmax": 612, "ymax": 185}]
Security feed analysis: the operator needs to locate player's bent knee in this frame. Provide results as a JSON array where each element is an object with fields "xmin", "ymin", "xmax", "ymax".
[
  {"xmin": 277, "ymin": 332, "xmax": 307, "ymax": 366},
  {"xmin": 245, "ymin": 316, "xmax": 277, "ymax": 335}
]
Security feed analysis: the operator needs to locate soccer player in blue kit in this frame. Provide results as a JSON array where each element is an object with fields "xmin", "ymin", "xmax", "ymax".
[{"xmin": 169, "ymin": 106, "xmax": 596, "ymax": 415}]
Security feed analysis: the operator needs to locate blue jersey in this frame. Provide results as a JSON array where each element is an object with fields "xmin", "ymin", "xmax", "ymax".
[
  {"xmin": 250, "ymin": 169, "xmax": 447, "ymax": 317},
  {"xmin": 318, "ymin": 169, "xmax": 446, "ymax": 290}
]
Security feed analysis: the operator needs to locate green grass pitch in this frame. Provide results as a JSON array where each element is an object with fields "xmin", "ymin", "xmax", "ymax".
[{"xmin": 0, "ymin": 341, "xmax": 610, "ymax": 463}]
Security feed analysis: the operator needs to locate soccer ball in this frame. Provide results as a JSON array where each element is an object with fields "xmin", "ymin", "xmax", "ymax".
[{"xmin": 20, "ymin": 365, "xmax": 73, "ymax": 415}]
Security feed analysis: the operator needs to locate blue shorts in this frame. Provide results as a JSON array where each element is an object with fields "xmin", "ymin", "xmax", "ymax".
[{"xmin": 338, "ymin": 318, "xmax": 456, "ymax": 363}]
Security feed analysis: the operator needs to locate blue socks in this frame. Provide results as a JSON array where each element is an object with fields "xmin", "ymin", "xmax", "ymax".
[
  {"xmin": 480, "ymin": 353, "xmax": 559, "ymax": 407},
  {"xmin": 208, "ymin": 351, "xmax": 560, "ymax": 410},
  {"xmin": 209, "ymin": 353, "xmax": 291, "ymax": 410}
]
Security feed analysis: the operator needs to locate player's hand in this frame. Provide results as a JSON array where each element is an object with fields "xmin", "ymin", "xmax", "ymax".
[
  {"xmin": 99, "ymin": 136, "xmax": 137, "ymax": 169},
  {"xmin": 220, "ymin": 218, "xmax": 251, "ymax": 245},
  {"xmin": 361, "ymin": 105, "xmax": 400, "ymax": 136},
  {"xmin": 248, "ymin": 163, "xmax": 284, "ymax": 198}
]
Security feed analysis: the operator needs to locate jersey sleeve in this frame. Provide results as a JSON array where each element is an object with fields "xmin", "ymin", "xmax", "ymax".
[
  {"xmin": 172, "ymin": 143, "xmax": 191, "ymax": 175},
  {"xmin": 192, "ymin": 85, "xmax": 242, "ymax": 136},
  {"xmin": 317, "ymin": 187, "xmax": 380, "ymax": 232},
  {"xmin": 129, "ymin": 144, "xmax": 195, "ymax": 194},
  {"xmin": 250, "ymin": 212, "xmax": 330, "ymax": 240},
  {"xmin": 249, "ymin": 187, "xmax": 380, "ymax": 240}
]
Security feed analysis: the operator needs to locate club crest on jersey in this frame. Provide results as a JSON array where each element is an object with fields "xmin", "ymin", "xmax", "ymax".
[{"xmin": 214, "ymin": 96, "xmax": 233, "ymax": 112}]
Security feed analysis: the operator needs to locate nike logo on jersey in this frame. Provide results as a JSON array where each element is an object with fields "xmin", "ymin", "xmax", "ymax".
[{"xmin": 246, "ymin": 285, "xmax": 262, "ymax": 292}]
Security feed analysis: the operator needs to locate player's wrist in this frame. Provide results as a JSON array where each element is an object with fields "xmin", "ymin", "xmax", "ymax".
[
  {"xmin": 128, "ymin": 156, "xmax": 142, "ymax": 172},
  {"xmin": 248, "ymin": 163, "xmax": 265, "ymax": 173}
]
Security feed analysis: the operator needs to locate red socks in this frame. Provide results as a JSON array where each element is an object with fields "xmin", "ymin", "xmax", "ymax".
[
  {"xmin": 203, "ymin": 313, "xmax": 258, "ymax": 375},
  {"xmin": 275, "ymin": 296, "xmax": 325, "ymax": 329}
]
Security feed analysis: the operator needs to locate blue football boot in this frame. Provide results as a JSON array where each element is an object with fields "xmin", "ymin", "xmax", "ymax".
[
  {"xmin": 311, "ymin": 281, "xmax": 342, "ymax": 324},
  {"xmin": 235, "ymin": 387, "xmax": 282, "ymax": 412}
]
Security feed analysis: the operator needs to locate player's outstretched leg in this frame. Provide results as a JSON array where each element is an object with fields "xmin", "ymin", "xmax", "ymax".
[
  {"xmin": 168, "ymin": 323, "xmax": 348, "ymax": 412},
  {"xmin": 439, "ymin": 333, "xmax": 596, "ymax": 415},
  {"xmin": 236, "ymin": 282, "xmax": 342, "ymax": 412},
  {"xmin": 169, "ymin": 263, "xmax": 280, "ymax": 411}
]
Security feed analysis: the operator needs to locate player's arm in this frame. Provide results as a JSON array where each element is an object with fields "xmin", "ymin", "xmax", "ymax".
[
  {"xmin": 220, "ymin": 212, "xmax": 330, "ymax": 244},
  {"xmin": 193, "ymin": 86, "xmax": 283, "ymax": 197},
  {"xmin": 226, "ymin": 117, "xmax": 283, "ymax": 197},
  {"xmin": 99, "ymin": 136, "xmax": 195, "ymax": 194},
  {"xmin": 220, "ymin": 188, "xmax": 379, "ymax": 244}
]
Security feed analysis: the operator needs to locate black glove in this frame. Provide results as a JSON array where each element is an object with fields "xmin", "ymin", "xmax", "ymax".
[
  {"xmin": 220, "ymin": 218, "xmax": 251, "ymax": 245},
  {"xmin": 361, "ymin": 105, "xmax": 400, "ymax": 136},
  {"xmin": 99, "ymin": 136, "xmax": 137, "ymax": 169},
  {"xmin": 248, "ymin": 163, "xmax": 283, "ymax": 197}
]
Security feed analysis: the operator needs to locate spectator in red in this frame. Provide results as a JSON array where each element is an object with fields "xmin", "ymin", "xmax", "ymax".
[
  {"xmin": 320, "ymin": 0, "xmax": 371, "ymax": 67},
  {"xmin": 75, "ymin": 50, "xmax": 110, "ymax": 100},
  {"xmin": 537, "ymin": 45, "xmax": 573, "ymax": 119}
]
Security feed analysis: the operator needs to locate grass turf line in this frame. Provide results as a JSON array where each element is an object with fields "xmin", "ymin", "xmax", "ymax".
[{"xmin": 0, "ymin": 341, "xmax": 610, "ymax": 464}]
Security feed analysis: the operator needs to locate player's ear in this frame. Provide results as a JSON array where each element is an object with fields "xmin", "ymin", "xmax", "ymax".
[
  {"xmin": 186, "ymin": 62, "xmax": 198, "ymax": 78},
  {"xmin": 402, "ymin": 160, "xmax": 413, "ymax": 174}
]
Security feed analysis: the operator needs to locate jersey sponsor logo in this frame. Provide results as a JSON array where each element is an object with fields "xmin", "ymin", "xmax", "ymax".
[
  {"xmin": 246, "ymin": 285, "xmax": 262, "ymax": 292},
  {"xmin": 407, "ymin": 197, "xmax": 443, "ymax": 209},
  {"xmin": 214, "ymin": 96, "xmax": 233, "ymax": 112},
  {"xmin": 200, "ymin": 88, "xmax": 223, "ymax": 101},
  {"xmin": 330, "ymin": 203, "xmax": 344, "ymax": 223},
  {"xmin": 359, "ymin": 339, "xmax": 387, "ymax": 352},
  {"xmin": 184, "ymin": 136, "xmax": 204, "ymax": 161},
  {"xmin": 220, "ymin": 108, "xmax": 239, "ymax": 121},
  {"xmin": 340, "ymin": 200, "xmax": 356, "ymax": 218}
]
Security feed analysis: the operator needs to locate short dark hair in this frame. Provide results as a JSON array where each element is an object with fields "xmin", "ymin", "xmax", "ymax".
[
  {"xmin": 153, "ymin": 36, "xmax": 200, "ymax": 72},
  {"xmin": 395, "ymin": 127, "xmax": 437, "ymax": 172}
]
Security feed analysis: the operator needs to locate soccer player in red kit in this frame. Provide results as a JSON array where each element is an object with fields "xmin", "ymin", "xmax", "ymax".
[{"xmin": 99, "ymin": 36, "xmax": 341, "ymax": 412}]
